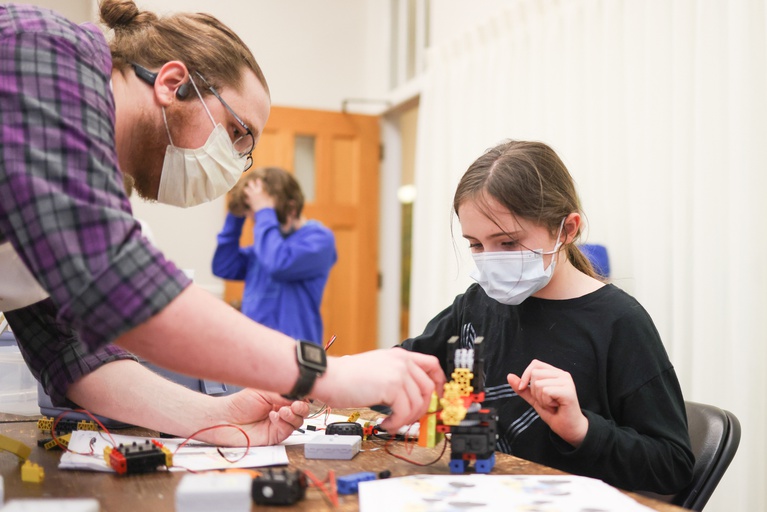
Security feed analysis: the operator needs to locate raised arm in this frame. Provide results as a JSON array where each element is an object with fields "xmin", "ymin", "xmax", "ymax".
[{"xmin": 211, "ymin": 213, "xmax": 250, "ymax": 280}]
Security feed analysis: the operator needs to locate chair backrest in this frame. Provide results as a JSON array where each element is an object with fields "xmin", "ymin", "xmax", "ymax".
[
  {"xmin": 578, "ymin": 243, "xmax": 610, "ymax": 279},
  {"xmin": 645, "ymin": 401, "xmax": 741, "ymax": 511}
]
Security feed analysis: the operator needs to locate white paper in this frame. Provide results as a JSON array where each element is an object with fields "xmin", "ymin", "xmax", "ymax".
[
  {"xmin": 59, "ymin": 430, "xmax": 288, "ymax": 473},
  {"xmin": 359, "ymin": 474, "xmax": 657, "ymax": 512}
]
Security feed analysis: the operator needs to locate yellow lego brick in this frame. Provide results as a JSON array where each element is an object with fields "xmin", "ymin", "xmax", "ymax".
[
  {"xmin": 103, "ymin": 445, "xmax": 113, "ymax": 464},
  {"xmin": 418, "ymin": 411, "xmax": 445, "ymax": 447},
  {"xmin": 161, "ymin": 445, "xmax": 174, "ymax": 468},
  {"xmin": 419, "ymin": 393, "xmax": 438, "ymax": 447},
  {"xmin": 451, "ymin": 368, "xmax": 475, "ymax": 396},
  {"xmin": 0, "ymin": 433, "xmax": 31, "ymax": 460},
  {"xmin": 43, "ymin": 433, "xmax": 72, "ymax": 451},
  {"xmin": 346, "ymin": 411, "xmax": 361, "ymax": 423},
  {"xmin": 77, "ymin": 420, "xmax": 98, "ymax": 431},
  {"xmin": 452, "ymin": 368, "xmax": 473, "ymax": 381},
  {"xmin": 36, "ymin": 417, "xmax": 54, "ymax": 432},
  {"xmin": 21, "ymin": 460, "xmax": 45, "ymax": 483},
  {"xmin": 418, "ymin": 416, "xmax": 438, "ymax": 447},
  {"xmin": 442, "ymin": 382, "xmax": 462, "ymax": 400},
  {"xmin": 440, "ymin": 409, "xmax": 459, "ymax": 426},
  {"xmin": 440, "ymin": 403, "xmax": 467, "ymax": 426},
  {"xmin": 427, "ymin": 392, "xmax": 440, "ymax": 413}
]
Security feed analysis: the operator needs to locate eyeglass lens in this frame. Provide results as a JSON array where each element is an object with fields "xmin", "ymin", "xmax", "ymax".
[{"xmin": 233, "ymin": 132, "xmax": 255, "ymax": 158}]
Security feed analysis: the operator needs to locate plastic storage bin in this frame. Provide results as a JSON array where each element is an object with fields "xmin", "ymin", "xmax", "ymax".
[{"xmin": 0, "ymin": 330, "xmax": 39, "ymax": 416}]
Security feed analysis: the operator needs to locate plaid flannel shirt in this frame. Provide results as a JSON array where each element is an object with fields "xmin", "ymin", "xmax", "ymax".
[{"xmin": 0, "ymin": 4, "xmax": 190, "ymax": 405}]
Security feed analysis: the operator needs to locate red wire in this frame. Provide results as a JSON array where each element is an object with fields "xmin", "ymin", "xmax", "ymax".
[
  {"xmin": 384, "ymin": 434, "xmax": 449, "ymax": 466},
  {"xmin": 304, "ymin": 469, "xmax": 339, "ymax": 507},
  {"xmin": 174, "ymin": 424, "xmax": 251, "ymax": 464},
  {"xmin": 307, "ymin": 402, "xmax": 331, "ymax": 421},
  {"xmin": 327, "ymin": 469, "xmax": 339, "ymax": 506},
  {"xmin": 50, "ymin": 409, "xmax": 117, "ymax": 455}
]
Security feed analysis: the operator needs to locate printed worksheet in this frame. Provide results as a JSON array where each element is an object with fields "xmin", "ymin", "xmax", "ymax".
[
  {"xmin": 60, "ymin": 430, "xmax": 288, "ymax": 473},
  {"xmin": 359, "ymin": 474, "xmax": 656, "ymax": 512}
]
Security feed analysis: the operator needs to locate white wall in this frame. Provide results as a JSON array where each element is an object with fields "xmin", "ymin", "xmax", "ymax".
[
  {"xmin": 134, "ymin": 0, "xmax": 387, "ymax": 111},
  {"xmin": 27, "ymin": 0, "xmax": 93, "ymax": 23},
  {"xmin": 127, "ymin": 0, "xmax": 392, "ymax": 295},
  {"xmin": 29, "ymin": 0, "xmax": 509, "ymax": 308},
  {"xmin": 429, "ymin": 0, "xmax": 512, "ymax": 47}
]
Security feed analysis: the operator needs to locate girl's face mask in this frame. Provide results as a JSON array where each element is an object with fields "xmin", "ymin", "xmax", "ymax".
[{"xmin": 470, "ymin": 218, "xmax": 565, "ymax": 305}]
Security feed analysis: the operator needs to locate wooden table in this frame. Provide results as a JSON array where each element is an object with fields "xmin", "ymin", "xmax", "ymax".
[{"xmin": 0, "ymin": 412, "xmax": 688, "ymax": 511}]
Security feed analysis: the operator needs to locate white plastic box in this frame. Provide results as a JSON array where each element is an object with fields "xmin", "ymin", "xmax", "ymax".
[
  {"xmin": 0, "ymin": 331, "xmax": 39, "ymax": 416},
  {"xmin": 304, "ymin": 435, "xmax": 361, "ymax": 460},
  {"xmin": 175, "ymin": 473, "xmax": 251, "ymax": 512}
]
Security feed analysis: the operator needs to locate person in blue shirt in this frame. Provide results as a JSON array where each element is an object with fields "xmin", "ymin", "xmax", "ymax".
[{"xmin": 213, "ymin": 167, "xmax": 337, "ymax": 345}]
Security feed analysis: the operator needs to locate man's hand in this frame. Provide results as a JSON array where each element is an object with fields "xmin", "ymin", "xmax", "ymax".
[
  {"xmin": 508, "ymin": 359, "xmax": 588, "ymax": 447},
  {"xmin": 311, "ymin": 348, "xmax": 446, "ymax": 433},
  {"xmin": 65, "ymin": 360, "xmax": 308, "ymax": 447},
  {"xmin": 215, "ymin": 389, "xmax": 309, "ymax": 446}
]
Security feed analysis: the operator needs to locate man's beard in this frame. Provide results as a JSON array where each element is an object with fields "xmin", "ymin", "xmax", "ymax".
[
  {"xmin": 124, "ymin": 101, "xmax": 206, "ymax": 201},
  {"xmin": 125, "ymin": 107, "xmax": 167, "ymax": 201}
]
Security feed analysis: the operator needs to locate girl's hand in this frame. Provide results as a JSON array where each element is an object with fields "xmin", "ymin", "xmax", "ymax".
[{"xmin": 508, "ymin": 359, "xmax": 588, "ymax": 447}]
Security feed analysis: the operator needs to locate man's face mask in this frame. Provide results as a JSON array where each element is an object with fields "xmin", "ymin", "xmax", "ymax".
[{"xmin": 157, "ymin": 75, "xmax": 246, "ymax": 208}]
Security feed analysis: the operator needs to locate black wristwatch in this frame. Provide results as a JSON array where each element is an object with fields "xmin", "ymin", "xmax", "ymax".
[{"xmin": 282, "ymin": 340, "xmax": 327, "ymax": 400}]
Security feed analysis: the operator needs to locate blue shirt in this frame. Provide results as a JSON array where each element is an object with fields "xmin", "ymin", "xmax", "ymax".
[{"xmin": 212, "ymin": 209, "xmax": 336, "ymax": 344}]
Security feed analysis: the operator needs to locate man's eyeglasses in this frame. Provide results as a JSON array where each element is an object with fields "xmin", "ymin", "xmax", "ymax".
[
  {"xmin": 193, "ymin": 72, "xmax": 254, "ymax": 171},
  {"xmin": 131, "ymin": 63, "xmax": 254, "ymax": 172}
]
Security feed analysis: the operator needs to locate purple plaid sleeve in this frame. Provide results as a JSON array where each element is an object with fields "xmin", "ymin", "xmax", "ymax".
[
  {"xmin": 0, "ymin": 5, "xmax": 191, "ymax": 402},
  {"xmin": 5, "ymin": 299, "xmax": 138, "ymax": 406}
]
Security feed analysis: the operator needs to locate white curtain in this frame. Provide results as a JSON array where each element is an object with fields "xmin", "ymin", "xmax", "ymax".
[{"xmin": 410, "ymin": 1, "xmax": 767, "ymax": 510}]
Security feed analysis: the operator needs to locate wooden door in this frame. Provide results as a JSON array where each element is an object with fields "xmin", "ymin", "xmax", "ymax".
[{"xmin": 223, "ymin": 106, "xmax": 380, "ymax": 356}]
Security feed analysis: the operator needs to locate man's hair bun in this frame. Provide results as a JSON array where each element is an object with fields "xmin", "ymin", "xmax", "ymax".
[{"xmin": 99, "ymin": 0, "xmax": 157, "ymax": 32}]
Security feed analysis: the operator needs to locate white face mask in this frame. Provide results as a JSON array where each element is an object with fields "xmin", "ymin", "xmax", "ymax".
[
  {"xmin": 157, "ymin": 77, "xmax": 245, "ymax": 208},
  {"xmin": 470, "ymin": 219, "xmax": 566, "ymax": 305}
]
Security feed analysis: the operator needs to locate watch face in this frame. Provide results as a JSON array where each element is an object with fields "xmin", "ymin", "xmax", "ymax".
[{"xmin": 299, "ymin": 341, "xmax": 327, "ymax": 371}]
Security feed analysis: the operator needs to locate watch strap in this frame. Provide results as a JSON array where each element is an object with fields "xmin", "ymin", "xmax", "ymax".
[
  {"xmin": 284, "ymin": 368, "xmax": 318, "ymax": 401},
  {"xmin": 282, "ymin": 340, "xmax": 325, "ymax": 400}
]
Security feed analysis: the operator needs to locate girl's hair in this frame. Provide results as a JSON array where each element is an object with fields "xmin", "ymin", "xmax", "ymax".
[
  {"xmin": 100, "ymin": 0, "xmax": 269, "ymax": 96},
  {"xmin": 453, "ymin": 140, "xmax": 596, "ymax": 277},
  {"xmin": 228, "ymin": 167, "xmax": 304, "ymax": 225}
]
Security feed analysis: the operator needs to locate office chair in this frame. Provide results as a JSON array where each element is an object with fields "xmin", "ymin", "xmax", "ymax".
[{"xmin": 642, "ymin": 401, "xmax": 741, "ymax": 511}]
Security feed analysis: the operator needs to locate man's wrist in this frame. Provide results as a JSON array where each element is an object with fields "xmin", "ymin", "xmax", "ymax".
[
  {"xmin": 282, "ymin": 340, "xmax": 327, "ymax": 400},
  {"xmin": 304, "ymin": 357, "xmax": 334, "ymax": 403}
]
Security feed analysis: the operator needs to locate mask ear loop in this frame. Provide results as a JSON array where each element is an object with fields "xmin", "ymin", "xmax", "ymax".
[
  {"xmin": 537, "ymin": 217, "xmax": 568, "ymax": 274},
  {"xmin": 162, "ymin": 74, "xmax": 218, "ymax": 148},
  {"xmin": 540, "ymin": 217, "xmax": 568, "ymax": 256},
  {"xmin": 554, "ymin": 217, "xmax": 567, "ymax": 251},
  {"xmin": 549, "ymin": 217, "xmax": 568, "ymax": 267},
  {"xmin": 186, "ymin": 73, "xmax": 217, "ymax": 128},
  {"xmin": 161, "ymin": 108, "xmax": 175, "ymax": 146}
]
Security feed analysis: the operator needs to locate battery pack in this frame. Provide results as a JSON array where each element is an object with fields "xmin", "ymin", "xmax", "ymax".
[
  {"xmin": 304, "ymin": 434, "xmax": 361, "ymax": 460},
  {"xmin": 175, "ymin": 473, "xmax": 252, "ymax": 512},
  {"xmin": 1, "ymin": 499, "xmax": 100, "ymax": 512}
]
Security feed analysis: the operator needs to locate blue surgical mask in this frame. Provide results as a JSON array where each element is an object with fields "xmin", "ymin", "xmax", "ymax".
[{"xmin": 470, "ymin": 219, "xmax": 565, "ymax": 305}]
